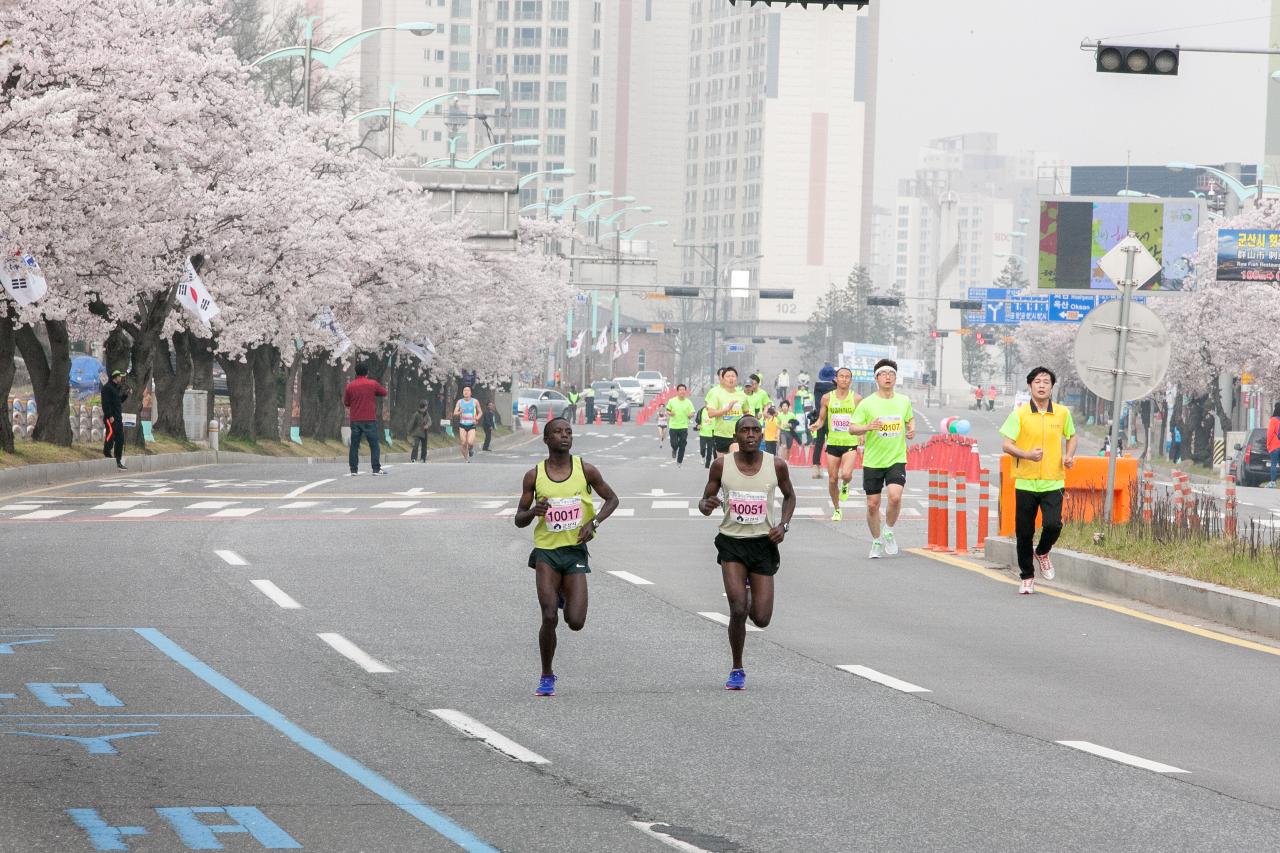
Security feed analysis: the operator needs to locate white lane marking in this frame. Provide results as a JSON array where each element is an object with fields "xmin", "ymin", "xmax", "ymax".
[
  {"xmin": 652, "ymin": 500, "xmax": 690, "ymax": 509},
  {"xmin": 476, "ymin": 500, "xmax": 506, "ymax": 509},
  {"xmin": 316, "ymin": 633, "xmax": 395, "ymax": 673},
  {"xmin": 323, "ymin": 508, "xmax": 357, "ymax": 514},
  {"xmin": 188, "ymin": 501, "xmax": 239, "ymax": 509},
  {"xmin": 282, "ymin": 478, "xmax": 334, "ymax": 499},
  {"xmin": 11, "ymin": 509, "xmax": 73, "ymax": 520},
  {"xmin": 210, "ymin": 507, "xmax": 262, "ymax": 518},
  {"xmin": 251, "ymin": 579, "xmax": 303, "ymax": 609},
  {"xmin": 215, "ymin": 550, "xmax": 247, "ymax": 566},
  {"xmin": 838, "ymin": 665, "xmax": 931, "ymax": 693},
  {"xmin": 402, "ymin": 507, "xmax": 440, "ymax": 516},
  {"xmin": 610, "ymin": 508, "xmax": 636, "ymax": 517},
  {"xmin": 608, "ymin": 570, "xmax": 654, "ymax": 585},
  {"xmin": 792, "ymin": 507, "xmax": 826, "ymax": 516},
  {"xmin": 629, "ymin": 822, "xmax": 716, "ymax": 853},
  {"xmin": 93, "ymin": 500, "xmax": 149, "ymax": 510},
  {"xmin": 279, "ymin": 501, "xmax": 321, "ymax": 509},
  {"xmin": 496, "ymin": 507, "xmax": 518, "ymax": 517},
  {"xmin": 428, "ymin": 709, "xmax": 550, "ymax": 764},
  {"xmin": 698, "ymin": 612, "xmax": 763, "ymax": 632},
  {"xmin": 687, "ymin": 508, "xmax": 707, "ymax": 517},
  {"xmin": 1, "ymin": 504, "xmax": 44, "ymax": 511},
  {"xmin": 112, "ymin": 508, "xmax": 169, "ymax": 519},
  {"xmin": 373, "ymin": 500, "xmax": 418, "ymax": 509},
  {"xmin": 1056, "ymin": 741, "xmax": 1188, "ymax": 774}
]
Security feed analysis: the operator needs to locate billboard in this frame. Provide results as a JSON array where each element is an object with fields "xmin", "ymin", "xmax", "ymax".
[
  {"xmin": 1037, "ymin": 197, "xmax": 1202, "ymax": 291},
  {"xmin": 839, "ymin": 342, "xmax": 897, "ymax": 382},
  {"xmin": 1216, "ymin": 229, "xmax": 1280, "ymax": 282}
]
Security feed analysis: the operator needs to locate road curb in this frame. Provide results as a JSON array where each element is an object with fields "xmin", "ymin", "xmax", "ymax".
[{"xmin": 984, "ymin": 536, "xmax": 1280, "ymax": 642}]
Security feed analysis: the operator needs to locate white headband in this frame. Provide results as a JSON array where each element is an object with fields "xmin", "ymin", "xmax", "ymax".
[{"xmin": 875, "ymin": 366, "xmax": 897, "ymax": 377}]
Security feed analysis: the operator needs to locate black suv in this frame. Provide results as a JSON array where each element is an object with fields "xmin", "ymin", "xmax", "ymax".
[{"xmin": 1228, "ymin": 429, "xmax": 1274, "ymax": 487}]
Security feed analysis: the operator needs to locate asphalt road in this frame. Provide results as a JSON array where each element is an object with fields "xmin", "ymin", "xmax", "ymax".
[{"xmin": 4, "ymin": 404, "xmax": 1280, "ymax": 852}]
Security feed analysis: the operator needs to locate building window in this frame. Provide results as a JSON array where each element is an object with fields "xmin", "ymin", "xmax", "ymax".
[
  {"xmin": 549, "ymin": 54, "xmax": 568, "ymax": 75},
  {"xmin": 448, "ymin": 77, "xmax": 470, "ymax": 90},
  {"xmin": 589, "ymin": 136, "xmax": 598, "ymax": 157},
  {"xmin": 591, "ymin": 55, "xmax": 600, "ymax": 77},
  {"xmin": 548, "ymin": 27, "xmax": 568, "ymax": 48},
  {"xmin": 450, "ymin": 24, "xmax": 470, "ymax": 45},
  {"xmin": 513, "ymin": 81, "xmax": 541, "ymax": 101},
  {"xmin": 449, "ymin": 51, "xmax": 470, "ymax": 72},
  {"xmin": 550, "ymin": 0, "xmax": 569, "ymax": 20},
  {"xmin": 590, "ymin": 109, "xmax": 598, "ymax": 131},
  {"xmin": 514, "ymin": 108, "xmax": 539, "ymax": 128},
  {"xmin": 494, "ymin": 27, "xmax": 508, "ymax": 47},
  {"xmin": 514, "ymin": 54, "xmax": 541, "ymax": 74},
  {"xmin": 493, "ymin": 54, "xmax": 507, "ymax": 74},
  {"xmin": 546, "ymin": 135, "xmax": 565, "ymax": 155},
  {"xmin": 589, "ymin": 163, "xmax": 597, "ymax": 182},
  {"xmin": 548, "ymin": 81, "xmax": 567, "ymax": 101},
  {"xmin": 547, "ymin": 108, "xmax": 567, "ymax": 128},
  {"xmin": 514, "ymin": 27, "xmax": 542, "ymax": 48},
  {"xmin": 514, "ymin": 0, "xmax": 542, "ymax": 20},
  {"xmin": 544, "ymin": 162, "xmax": 565, "ymax": 178},
  {"xmin": 451, "ymin": 0, "xmax": 471, "ymax": 15},
  {"xmin": 593, "ymin": 28, "xmax": 601, "ymax": 49}
]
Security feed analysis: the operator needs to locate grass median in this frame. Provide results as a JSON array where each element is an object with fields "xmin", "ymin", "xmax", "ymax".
[{"xmin": 0, "ymin": 435, "xmax": 196, "ymax": 469}]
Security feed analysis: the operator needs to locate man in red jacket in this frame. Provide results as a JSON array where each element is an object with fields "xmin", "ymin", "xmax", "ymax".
[{"xmin": 343, "ymin": 364, "xmax": 388, "ymax": 476}]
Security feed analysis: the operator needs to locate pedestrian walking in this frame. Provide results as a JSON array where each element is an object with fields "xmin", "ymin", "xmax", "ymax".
[
  {"xmin": 101, "ymin": 370, "xmax": 130, "ymax": 470},
  {"xmin": 763, "ymin": 405, "xmax": 780, "ymax": 455},
  {"xmin": 582, "ymin": 384, "xmax": 596, "ymax": 424},
  {"xmin": 775, "ymin": 368, "xmax": 790, "ymax": 402},
  {"xmin": 343, "ymin": 364, "xmax": 388, "ymax": 476},
  {"xmin": 810, "ymin": 363, "xmax": 837, "ymax": 479},
  {"xmin": 482, "ymin": 401, "xmax": 501, "ymax": 452},
  {"xmin": 973, "ymin": 386, "xmax": 984, "ymax": 411},
  {"xmin": 1169, "ymin": 418, "xmax": 1183, "ymax": 464},
  {"xmin": 409, "ymin": 400, "xmax": 431, "ymax": 462},
  {"xmin": 999, "ymin": 367, "xmax": 1077, "ymax": 594},
  {"xmin": 514, "ymin": 417, "xmax": 619, "ymax": 697},
  {"xmin": 1267, "ymin": 402, "xmax": 1280, "ymax": 488},
  {"xmin": 986, "ymin": 384, "xmax": 998, "ymax": 411}
]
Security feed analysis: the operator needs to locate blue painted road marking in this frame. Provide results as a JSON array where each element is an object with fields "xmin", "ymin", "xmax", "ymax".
[
  {"xmin": 0, "ymin": 636, "xmax": 54, "ymax": 653},
  {"xmin": 6, "ymin": 728, "xmax": 158, "ymax": 755},
  {"xmin": 135, "ymin": 628, "xmax": 500, "ymax": 853},
  {"xmin": 156, "ymin": 807, "xmax": 302, "ymax": 850},
  {"xmin": 66, "ymin": 809, "xmax": 147, "ymax": 851},
  {"xmin": 26, "ymin": 682, "xmax": 124, "ymax": 708}
]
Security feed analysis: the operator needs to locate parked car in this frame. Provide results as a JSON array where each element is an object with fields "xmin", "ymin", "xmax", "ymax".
[
  {"xmin": 591, "ymin": 380, "xmax": 630, "ymax": 422},
  {"xmin": 513, "ymin": 388, "xmax": 570, "ymax": 423},
  {"xmin": 211, "ymin": 363, "xmax": 229, "ymax": 397},
  {"xmin": 635, "ymin": 370, "xmax": 669, "ymax": 394},
  {"xmin": 613, "ymin": 376, "xmax": 645, "ymax": 406},
  {"xmin": 1229, "ymin": 428, "xmax": 1273, "ymax": 487}
]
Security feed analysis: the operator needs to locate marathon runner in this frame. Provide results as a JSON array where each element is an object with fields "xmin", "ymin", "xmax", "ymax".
[
  {"xmin": 665, "ymin": 384, "xmax": 696, "ymax": 468},
  {"xmin": 655, "ymin": 403, "xmax": 668, "ymax": 447},
  {"xmin": 698, "ymin": 415, "xmax": 795, "ymax": 690},
  {"xmin": 849, "ymin": 359, "xmax": 915, "ymax": 558},
  {"xmin": 514, "ymin": 417, "xmax": 619, "ymax": 696},
  {"xmin": 697, "ymin": 404, "xmax": 715, "ymax": 468},
  {"xmin": 453, "ymin": 387, "xmax": 481, "ymax": 462},
  {"xmin": 812, "ymin": 366, "xmax": 861, "ymax": 521},
  {"xmin": 704, "ymin": 366, "xmax": 749, "ymax": 458},
  {"xmin": 744, "ymin": 373, "xmax": 772, "ymax": 418}
]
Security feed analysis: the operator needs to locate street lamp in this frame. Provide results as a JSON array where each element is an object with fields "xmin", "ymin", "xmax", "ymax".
[
  {"xmin": 346, "ymin": 87, "xmax": 499, "ymax": 159},
  {"xmin": 252, "ymin": 19, "xmax": 436, "ymax": 114},
  {"xmin": 518, "ymin": 168, "xmax": 576, "ymax": 189},
  {"xmin": 1166, "ymin": 161, "xmax": 1280, "ymax": 207},
  {"xmin": 423, "ymin": 138, "xmax": 540, "ymax": 169}
]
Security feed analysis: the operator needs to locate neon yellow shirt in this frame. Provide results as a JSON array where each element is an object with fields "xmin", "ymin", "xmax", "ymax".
[
  {"xmin": 852, "ymin": 392, "xmax": 913, "ymax": 468},
  {"xmin": 705, "ymin": 386, "xmax": 748, "ymax": 439},
  {"xmin": 665, "ymin": 397, "xmax": 696, "ymax": 430},
  {"xmin": 533, "ymin": 456, "xmax": 596, "ymax": 550}
]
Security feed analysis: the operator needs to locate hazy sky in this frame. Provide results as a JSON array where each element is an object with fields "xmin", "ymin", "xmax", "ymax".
[{"xmin": 874, "ymin": 0, "xmax": 1274, "ymax": 198}]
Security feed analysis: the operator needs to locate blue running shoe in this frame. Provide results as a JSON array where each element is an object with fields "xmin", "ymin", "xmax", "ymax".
[
  {"xmin": 535, "ymin": 674, "xmax": 557, "ymax": 697},
  {"xmin": 725, "ymin": 668, "xmax": 746, "ymax": 691}
]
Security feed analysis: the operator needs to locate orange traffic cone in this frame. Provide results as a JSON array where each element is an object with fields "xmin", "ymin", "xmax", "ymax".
[{"xmin": 530, "ymin": 408, "xmax": 540, "ymax": 436}]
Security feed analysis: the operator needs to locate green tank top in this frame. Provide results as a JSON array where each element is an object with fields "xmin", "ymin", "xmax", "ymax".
[
  {"xmin": 533, "ymin": 456, "xmax": 596, "ymax": 550},
  {"xmin": 825, "ymin": 389, "xmax": 860, "ymax": 447}
]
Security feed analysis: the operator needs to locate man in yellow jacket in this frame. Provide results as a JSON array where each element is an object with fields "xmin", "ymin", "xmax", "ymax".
[{"xmin": 999, "ymin": 366, "xmax": 1077, "ymax": 595}]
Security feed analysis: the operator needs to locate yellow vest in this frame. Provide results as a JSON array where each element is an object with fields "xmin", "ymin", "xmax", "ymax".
[{"xmin": 1012, "ymin": 402, "xmax": 1070, "ymax": 483}]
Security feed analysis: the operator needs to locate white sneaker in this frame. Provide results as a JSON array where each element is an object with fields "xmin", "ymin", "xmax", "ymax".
[
  {"xmin": 1035, "ymin": 552, "xmax": 1055, "ymax": 580},
  {"xmin": 1019, "ymin": 578, "xmax": 1035, "ymax": 595},
  {"xmin": 868, "ymin": 540, "xmax": 883, "ymax": 559},
  {"xmin": 346, "ymin": 471, "xmax": 360, "ymax": 477},
  {"xmin": 882, "ymin": 528, "xmax": 898, "ymax": 556}
]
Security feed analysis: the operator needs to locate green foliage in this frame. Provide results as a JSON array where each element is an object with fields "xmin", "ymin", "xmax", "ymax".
[{"xmin": 802, "ymin": 266, "xmax": 912, "ymax": 364}]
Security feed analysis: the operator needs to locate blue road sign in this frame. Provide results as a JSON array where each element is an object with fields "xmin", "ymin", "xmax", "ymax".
[
  {"xmin": 968, "ymin": 287, "xmax": 1013, "ymax": 302},
  {"xmin": 726, "ymin": 343, "xmax": 746, "ymax": 353}
]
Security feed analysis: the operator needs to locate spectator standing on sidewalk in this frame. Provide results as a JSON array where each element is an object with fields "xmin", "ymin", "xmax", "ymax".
[
  {"xmin": 343, "ymin": 364, "xmax": 387, "ymax": 476},
  {"xmin": 482, "ymin": 401, "xmax": 502, "ymax": 452},
  {"xmin": 775, "ymin": 369, "xmax": 790, "ymax": 402},
  {"xmin": 1267, "ymin": 402, "xmax": 1280, "ymax": 488},
  {"xmin": 101, "ymin": 370, "xmax": 130, "ymax": 470},
  {"xmin": 409, "ymin": 401, "xmax": 431, "ymax": 462}
]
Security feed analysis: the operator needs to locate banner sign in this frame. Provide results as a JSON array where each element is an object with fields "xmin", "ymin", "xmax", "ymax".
[
  {"xmin": 1216, "ymin": 229, "xmax": 1280, "ymax": 281},
  {"xmin": 839, "ymin": 342, "xmax": 897, "ymax": 382}
]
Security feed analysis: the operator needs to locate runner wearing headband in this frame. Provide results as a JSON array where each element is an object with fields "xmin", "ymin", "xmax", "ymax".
[{"xmin": 850, "ymin": 359, "xmax": 915, "ymax": 558}]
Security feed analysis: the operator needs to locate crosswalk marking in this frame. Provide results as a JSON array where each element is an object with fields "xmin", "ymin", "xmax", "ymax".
[
  {"xmin": 209, "ymin": 507, "xmax": 261, "ymax": 518},
  {"xmin": 1, "ymin": 504, "xmax": 43, "ymax": 511},
  {"xmin": 112, "ymin": 508, "xmax": 169, "ymax": 518},
  {"xmin": 373, "ymin": 500, "xmax": 418, "ymax": 509},
  {"xmin": 11, "ymin": 509, "xmax": 73, "ymax": 520},
  {"xmin": 402, "ymin": 508, "xmax": 440, "ymax": 516},
  {"xmin": 93, "ymin": 500, "xmax": 149, "ymax": 510},
  {"xmin": 187, "ymin": 501, "xmax": 239, "ymax": 509},
  {"xmin": 279, "ymin": 501, "xmax": 321, "ymax": 509},
  {"xmin": 651, "ymin": 500, "xmax": 689, "ymax": 509}
]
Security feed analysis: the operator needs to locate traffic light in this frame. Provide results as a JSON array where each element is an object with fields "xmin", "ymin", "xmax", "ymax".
[
  {"xmin": 975, "ymin": 332, "xmax": 987, "ymax": 345},
  {"xmin": 1095, "ymin": 44, "xmax": 1179, "ymax": 76},
  {"xmin": 664, "ymin": 287, "xmax": 700, "ymax": 298},
  {"xmin": 949, "ymin": 300, "xmax": 983, "ymax": 310},
  {"xmin": 728, "ymin": 0, "xmax": 868, "ymax": 7},
  {"xmin": 758, "ymin": 289, "xmax": 795, "ymax": 299},
  {"xmin": 866, "ymin": 296, "xmax": 902, "ymax": 307},
  {"xmin": 930, "ymin": 330, "xmax": 950, "ymax": 339}
]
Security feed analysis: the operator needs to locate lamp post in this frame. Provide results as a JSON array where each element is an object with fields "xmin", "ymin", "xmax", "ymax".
[
  {"xmin": 346, "ymin": 87, "xmax": 500, "ymax": 159},
  {"xmin": 1166, "ymin": 162, "xmax": 1280, "ymax": 213},
  {"xmin": 518, "ymin": 168, "xmax": 576, "ymax": 189},
  {"xmin": 594, "ymin": 206, "xmax": 653, "ymax": 243},
  {"xmin": 252, "ymin": 20, "xmax": 436, "ymax": 115},
  {"xmin": 423, "ymin": 138, "xmax": 540, "ymax": 169},
  {"xmin": 676, "ymin": 241, "xmax": 721, "ymax": 382}
]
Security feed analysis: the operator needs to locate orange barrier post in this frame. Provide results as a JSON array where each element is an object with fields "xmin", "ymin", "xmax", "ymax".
[
  {"xmin": 1185, "ymin": 474, "xmax": 1201, "ymax": 532},
  {"xmin": 594, "ymin": 410, "xmax": 602, "ymax": 425},
  {"xmin": 936, "ymin": 472, "xmax": 951, "ymax": 553},
  {"xmin": 926, "ymin": 469, "xmax": 940, "ymax": 550},
  {"xmin": 953, "ymin": 471, "xmax": 968, "ymax": 554},
  {"xmin": 1141, "ymin": 468, "xmax": 1154, "ymax": 524},
  {"xmin": 1224, "ymin": 474, "xmax": 1238, "ymax": 538},
  {"xmin": 615, "ymin": 406, "xmax": 623, "ymax": 426},
  {"xmin": 976, "ymin": 468, "xmax": 990, "ymax": 551},
  {"xmin": 1172, "ymin": 470, "xmax": 1184, "ymax": 527}
]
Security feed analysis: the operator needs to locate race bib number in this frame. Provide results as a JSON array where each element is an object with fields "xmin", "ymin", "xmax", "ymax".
[
  {"xmin": 877, "ymin": 417, "xmax": 903, "ymax": 439},
  {"xmin": 831, "ymin": 413, "xmax": 852, "ymax": 433},
  {"xmin": 727, "ymin": 490, "xmax": 767, "ymax": 525},
  {"xmin": 725, "ymin": 401, "xmax": 743, "ymax": 421},
  {"xmin": 544, "ymin": 497, "xmax": 582, "ymax": 532}
]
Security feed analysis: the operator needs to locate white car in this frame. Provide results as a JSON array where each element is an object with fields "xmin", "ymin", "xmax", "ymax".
[
  {"xmin": 613, "ymin": 376, "xmax": 645, "ymax": 406},
  {"xmin": 635, "ymin": 371, "xmax": 669, "ymax": 394}
]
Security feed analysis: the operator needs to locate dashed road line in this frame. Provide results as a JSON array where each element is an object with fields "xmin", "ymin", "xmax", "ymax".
[
  {"xmin": 428, "ymin": 709, "xmax": 550, "ymax": 764},
  {"xmin": 698, "ymin": 612, "xmax": 763, "ymax": 632},
  {"xmin": 652, "ymin": 500, "xmax": 689, "ymax": 509},
  {"xmin": 373, "ymin": 500, "xmax": 418, "ymax": 509},
  {"xmin": 1056, "ymin": 740, "xmax": 1188, "ymax": 774},
  {"xmin": 93, "ymin": 500, "xmax": 149, "ymax": 510},
  {"xmin": 608, "ymin": 570, "xmax": 653, "ymax": 585},
  {"xmin": 11, "ymin": 509, "xmax": 73, "ymax": 520},
  {"xmin": 210, "ymin": 507, "xmax": 262, "ymax": 518},
  {"xmin": 279, "ymin": 501, "xmax": 322, "ymax": 509},
  {"xmin": 838, "ymin": 665, "xmax": 931, "ymax": 693},
  {"xmin": 317, "ymin": 633, "xmax": 395, "ymax": 673},
  {"xmin": 282, "ymin": 478, "xmax": 335, "ymax": 499},
  {"xmin": 251, "ymin": 579, "xmax": 303, "ymax": 610},
  {"xmin": 402, "ymin": 507, "xmax": 441, "ymax": 516},
  {"xmin": 188, "ymin": 500, "xmax": 239, "ymax": 509},
  {"xmin": 215, "ymin": 550, "xmax": 247, "ymax": 566},
  {"xmin": 112, "ymin": 507, "xmax": 169, "ymax": 518},
  {"xmin": 628, "ymin": 822, "xmax": 717, "ymax": 853}
]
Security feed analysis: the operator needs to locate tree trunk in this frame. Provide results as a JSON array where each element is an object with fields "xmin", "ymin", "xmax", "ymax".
[
  {"xmin": 391, "ymin": 362, "xmax": 431, "ymax": 439},
  {"xmin": 0, "ymin": 313, "xmax": 15, "ymax": 453},
  {"xmin": 104, "ymin": 327, "xmax": 132, "ymax": 375},
  {"xmin": 13, "ymin": 319, "xmax": 73, "ymax": 446},
  {"xmin": 299, "ymin": 357, "xmax": 344, "ymax": 441},
  {"xmin": 151, "ymin": 332, "xmax": 194, "ymax": 439},
  {"xmin": 218, "ymin": 355, "xmax": 256, "ymax": 441},
  {"xmin": 188, "ymin": 336, "xmax": 214, "ymax": 425},
  {"xmin": 250, "ymin": 344, "xmax": 281, "ymax": 439},
  {"xmin": 279, "ymin": 353, "xmax": 302, "ymax": 442},
  {"xmin": 123, "ymin": 289, "xmax": 178, "ymax": 449}
]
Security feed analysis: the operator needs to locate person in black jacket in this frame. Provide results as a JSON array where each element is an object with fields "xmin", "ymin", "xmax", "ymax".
[
  {"xmin": 482, "ymin": 401, "xmax": 502, "ymax": 451},
  {"xmin": 101, "ymin": 370, "xmax": 130, "ymax": 469}
]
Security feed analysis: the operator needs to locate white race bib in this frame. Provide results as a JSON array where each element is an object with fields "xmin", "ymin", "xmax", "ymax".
[
  {"xmin": 831, "ymin": 413, "xmax": 852, "ymax": 433},
  {"xmin": 545, "ymin": 497, "xmax": 583, "ymax": 532},
  {"xmin": 727, "ymin": 490, "xmax": 767, "ymax": 525}
]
